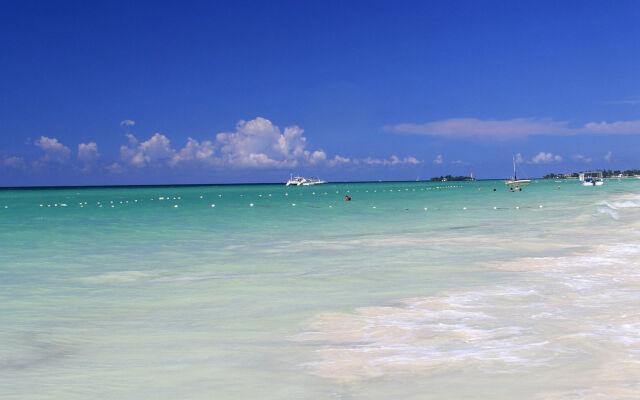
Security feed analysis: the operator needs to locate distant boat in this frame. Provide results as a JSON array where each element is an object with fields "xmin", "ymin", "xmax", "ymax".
[
  {"xmin": 302, "ymin": 177, "xmax": 326, "ymax": 186},
  {"xmin": 286, "ymin": 175, "xmax": 307, "ymax": 186},
  {"xmin": 505, "ymin": 156, "xmax": 531, "ymax": 186},
  {"xmin": 285, "ymin": 175, "xmax": 326, "ymax": 186},
  {"xmin": 579, "ymin": 171, "xmax": 604, "ymax": 186}
]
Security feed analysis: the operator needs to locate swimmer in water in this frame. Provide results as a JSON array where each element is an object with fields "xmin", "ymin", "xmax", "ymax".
[{"xmin": 344, "ymin": 195, "xmax": 351, "ymax": 201}]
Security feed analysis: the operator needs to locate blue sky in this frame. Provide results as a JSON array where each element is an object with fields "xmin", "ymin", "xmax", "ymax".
[{"xmin": 2, "ymin": 0, "xmax": 640, "ymax": 186}]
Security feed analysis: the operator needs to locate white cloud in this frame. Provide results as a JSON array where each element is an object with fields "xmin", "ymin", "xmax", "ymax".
[
  {"xmin": 216, "ymin": 117, "xmax": 306, "ymax": 168},
  {"xmin": 360, "ymin": 155, "xmax": 421, "ymax": 166},
  {"xmin": 3, "ymin": 156, "xmax": 26, "ymax": 170},
  {"xmin": 572, "ymin": 154, "xmax": 592, "ymax": 163},
  {"xmin": 531, "ymin": 152, "xmax": 563, "ymax": 164},
  {"xmin": 308, "ymin": 150, "xmax": 327, "ymax": 165},
  {"xmin": 106, "ymin": 162, "xmax": 124, "ymax": 174},
  {"xmin": 604, "ymin": 151, "xmax": 612, "ymax": 161},
  {"xmin": 34, "ymin": 136, "xmax": 71, "ymax": 164},
  {"xmin": 452, "ymin": 160, "xmax": 469, "ymax": 165},
  {"xmin": 78, "ymin": 142, "xmax": 99, "ymax": 163},
  {"xmin": 113, "ymin": 117, "xmax": 420, "ymax": 172},
  {"xmin": 433, "ymin": 154, "xmax": 443, "ymax": 164},
  {"xmin": 120, "ymin": 120, "xmax": 135, "ymax": 127},
  {"xmin": 327, "ymin": 155, "xmax": 351, "ymax": 167},
  {"xmin": 120, "ymin": 133, "xmax": 175, "ymax": 167},
  {"xmin": 385, "ymin": 117, "xmax": 640, "ymax": 140},
  {"xmin": 169, "ymin": 138, "xmax": 216, "ymax": 167}
]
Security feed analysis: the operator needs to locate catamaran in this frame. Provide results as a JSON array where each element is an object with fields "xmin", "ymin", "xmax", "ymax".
[
  {"xmin": 579, "ymin": 171, "xmax": 604, "ymax": 186},
  {"xmin": 301, "ymin": 177, "xmax": 326, "ymax": 186},
  {"xmin": 285, "ymin": 175, "xmax": 327, "ymax": 186},
  {"xmin": 505, "ymin": 156, "xmax": 532, "ymax": 186},
  {"xmin": 286, "ymin": 175, "xmax": 307, "ymax": 186}
]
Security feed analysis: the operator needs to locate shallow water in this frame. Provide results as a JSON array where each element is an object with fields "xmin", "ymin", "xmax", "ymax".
[{"xmin": 1, "ymin": 179, "xmax": 640, "ymax": 399}]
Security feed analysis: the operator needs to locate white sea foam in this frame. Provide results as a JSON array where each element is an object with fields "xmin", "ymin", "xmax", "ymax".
[{"xmin": 294, "ymin": 242, "xmax": 640, "ymax": 384}]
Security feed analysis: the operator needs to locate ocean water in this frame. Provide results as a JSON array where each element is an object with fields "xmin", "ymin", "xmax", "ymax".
[{"xmin": 1, "ymin": 179, "xmax": 640, "ymax": 399}]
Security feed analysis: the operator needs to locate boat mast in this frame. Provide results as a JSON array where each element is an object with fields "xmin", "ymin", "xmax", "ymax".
[{"xmin": 512, "ymin": 156, "xmax": 517, "ymax": 181}]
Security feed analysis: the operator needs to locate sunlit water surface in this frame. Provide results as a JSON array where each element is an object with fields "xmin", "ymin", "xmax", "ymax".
[{"xmin": 2, "ymin": 179, "xmax": 640, "ymax": 399}]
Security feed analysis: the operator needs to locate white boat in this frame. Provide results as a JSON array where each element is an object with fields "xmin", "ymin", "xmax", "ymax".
[
  {"xmin": 579, "ymin": 171, "xmax": 604, "ymax": 186},
  {"xmin": 301, "ymin": 177, "xmax": 326, "ymax": 186},
  {"xmin": 505, "ymin": 156, "xmax": 531, "ymax": 186},
  {"xmin": 285, "ymin": 175, "xmax": 327, "ymax": 186},
  {"xmin": 286, "ymin": 175, "xmax": 307, "ymax": 186}
]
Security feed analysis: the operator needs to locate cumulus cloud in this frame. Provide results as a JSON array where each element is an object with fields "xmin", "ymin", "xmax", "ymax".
[
  {"xmin": 433, "ymin": 154, "xmax": 443, "ymax": 164},
  {"xmin": 169, "ymin": 138, "xmax": 216, "ymax": 167},
  {"xmin": 34, "ymin": 136, "xmax": 71, "ymax": 164},
  {"xmin": 216, "ymin": 117, "xmax": 307, "ymax": 168},
  {"xmin": 327, "ymin": 155, "xmax": 351, "ymax": 167},
  {"xmin": 572, "ymin": 154, "xmax": 592, "ymax": 163},
  {"xmin": 360, "ymin": 155, "xmax": 421, "ymax": 166},
  {"xmin": 3, "ymin": 156, "xmax": 26, "ymax": 170},
  {"xmin": 120, "ymin": 133, "xmax": 175, "ymax": 167},
  {"xmin": 113, "ymin": 117, "xmax": 419, "ymax": 172},
  {"xmin": 106, "ymin": 162, "xmax": 124, "ymax": 174},
  {"xmin": 120, "ymin": 120, "xmax": 135, "ymax": 127},
  {"xmin": 78, "ymin": 142, "xmax": 99, "ymax": 163},
  {"xmin": 531, "ymin": 152, "xmax": 563, "ymax": 164},
  {"xmin": 604, "ymin": 151, "xmax": 612, "ymax": 161},
  {"xmin": 384, "ymin": 117, "xmax": 640, "ymax": 140}
]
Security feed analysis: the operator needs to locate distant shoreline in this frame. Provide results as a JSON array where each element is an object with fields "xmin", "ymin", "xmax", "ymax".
[{"xmin": 3, "ymin": 177, "xmax": 636, "ymax": 191}]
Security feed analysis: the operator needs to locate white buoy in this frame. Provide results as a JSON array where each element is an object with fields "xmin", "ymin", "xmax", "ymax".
[
  {"xmin": 200, "ymin": 196, "xmax": 203, "ymax": 199},
  {"xmin": 329, "ymin": 205, "xmax": 332, "ymax": 208},
  {"xmin": 516, "ymin": 206, "xmax": 520, "ymax": 209},
  {"xmin": 173, "ymin": 205, "xmax": 178, "ymax": 208},
  {"xmin": 424, "ymin": 207, "xmax": 428, "ymax": 211},
  {"xmin": 372, "ymin": 206, "xmax": 376, "ymax": 209},
  {"xmin": 218, "ymin": 194, "xmax": 222, "ymax": 197},
  {"xmin": 210, "ymin": 204, "xmax": 215, "ymax": 207},
  {"xmin": 463, "ymin": 207, "xmax": 467, "ymax": 210},
  {"xmin": 39, "ymin": 204, "xmax": 43, "ymax": 207},
  {"xmin": 539, "ymin": 205, "xmax": 543, "ymax": 208},
  {"xmin": 285, "ymin": 193, "xmax": 289, "ymax": 196},
  {"xmin": 291, "ymin": 203, "xmax": 296, "ymax": 206},
  {"xmin": 493, "ymin": 206, "xmax": 497, "ymax": 210},
  {"xmin": 249, "ymin": 203, "xmax": 254, "ymax": 207}
]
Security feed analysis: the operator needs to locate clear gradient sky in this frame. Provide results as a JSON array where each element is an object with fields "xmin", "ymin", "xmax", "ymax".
[{"xmin": 2, "ymin": 0, "xmax": 640, "ymax": 186}]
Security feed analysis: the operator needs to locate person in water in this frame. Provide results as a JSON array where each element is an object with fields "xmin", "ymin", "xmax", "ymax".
[
  {"xmin": 509, "ymin": 187, "xmax": 514, "ymax": 192},
  {"xmin": 344, "ymin": 195, "xmax": 351, "ymax": 201}
]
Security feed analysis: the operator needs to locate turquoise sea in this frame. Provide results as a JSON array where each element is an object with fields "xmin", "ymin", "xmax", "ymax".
[{"xmin": 2, "ymin": 179, "xmax": 640, "ymax": 399}]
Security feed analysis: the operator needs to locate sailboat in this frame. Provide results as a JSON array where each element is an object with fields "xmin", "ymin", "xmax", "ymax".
[{"xmin": 505, "ymin": 156, "xmax": 531, "ymax": 186}]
